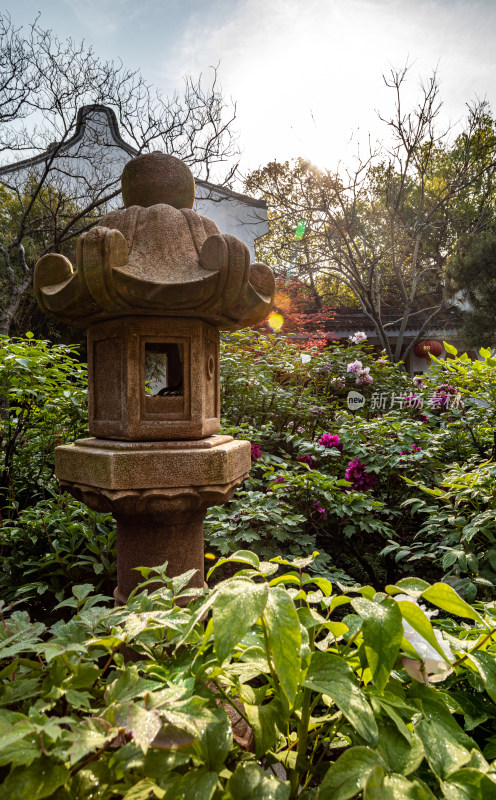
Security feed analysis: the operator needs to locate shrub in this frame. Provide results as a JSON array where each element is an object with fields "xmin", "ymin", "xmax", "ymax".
[{"xmin": 1, "ymin": 552, "xmax": 496, "ymax": 798}]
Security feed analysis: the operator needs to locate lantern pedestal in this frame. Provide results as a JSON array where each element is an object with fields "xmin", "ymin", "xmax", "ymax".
[{"xmin": 56, "ymin": 435, "xmax": 250, "ymax": 602}]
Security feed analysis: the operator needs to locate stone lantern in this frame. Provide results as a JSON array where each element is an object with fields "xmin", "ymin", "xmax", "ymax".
[{"xmin": 34, "ymin": 152, "xmax": 275, "ymax": 603}]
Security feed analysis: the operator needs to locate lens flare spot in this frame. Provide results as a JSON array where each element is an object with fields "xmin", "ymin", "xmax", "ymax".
[{"xmin": 268, "ymin": 312, "xmax": 284, "ymax": 332}]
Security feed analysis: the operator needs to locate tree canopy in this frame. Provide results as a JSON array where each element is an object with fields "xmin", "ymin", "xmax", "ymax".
[
  {"xmin": 0, "ymin": 14, "xmax": 239, "ymax": 336},
  {"xmin": 246, "ymin": 68, "xmax": 496, "ymax": 360}
]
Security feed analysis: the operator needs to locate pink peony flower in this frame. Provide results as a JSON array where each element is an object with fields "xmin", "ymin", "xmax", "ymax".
[
  {"xmin": 344, "ymin": 458, "xmax": 378, "ymax": 491},
  {"xmin": 356, "ymin": 371, "xmax": 373, "ymax": 386},
  {"xmin": 318, "ymin": 433, "xmax": 343, "ymax": 451},
  {"xmin": 350, "ymin": 331, "xmax": 367, "ymax": 344},
  {"xmin": 250, "ymin": 443, "xmax": 262, "ymax": 460},
  {"xmin": 347, "ymin": 360, "xmax": 363, "ymax": 375}
]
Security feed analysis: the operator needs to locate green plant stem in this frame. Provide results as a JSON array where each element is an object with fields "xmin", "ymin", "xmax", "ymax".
[
  {"xmin": 453, "ymin": 626, "xmax": 496, "ymax": 666},
  {"xmin": 210, "ymin": 678, "xmax": 251, "ymax": 726}
]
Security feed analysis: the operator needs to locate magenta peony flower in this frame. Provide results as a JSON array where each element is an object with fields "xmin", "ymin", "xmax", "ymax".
[
  {"xmin": 250, "ymin": 443, "xmax": 262, "ymax": 460},
  {"xmin": 297, "ymin": 454, "xmax": 314, "ymax": 468},
  {"xmin": 318, "ymin": 433, "xmax": 343, "ymax": 451},
  {"xmin": 344, "ymin": 458, "xmax": 378, "ymax": 491},
  {"xmin": 312, "ymin": 501, "xmax": 328, "ymax": 519}
]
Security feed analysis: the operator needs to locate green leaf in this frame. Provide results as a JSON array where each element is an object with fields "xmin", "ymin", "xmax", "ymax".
[
  {"xmin": 388, "ymin": 578, "xmax": 431, "ymax": 597},
  {"xmin": 207, "ymin": 551, "xmax": 260, "ymax": 579},
  {"xmin": 319, "ymin": 746, "xmax": 386, "ymax": 799},
  {"xmin": 375, "ymin": 715, "xmax": 424, "ymax": 775},
  {"xmin": 397, "ymin": 600, "xmax": 450, "ymax": 662},
  {"xmin": 197, "ymin": 708, "xmax": 232, "ymax": 771},
  {"xmin": 122, "ymin": 779, "xmax": 162, "ymax": 800},
  {"xmin": 263, "ymin": 587, "xmax": 301, "ymax": 706},
  {"xmin": 351, "ymin": 597, "xmax": 403, "ymax": 692},
  {"xmin": 441, "ymin": 768, "xmax": 496, "ymax": 799},
  {"xmin": 162, "ymin": 767, "xmax": 218, "ymax": 800},
  {"xmin": 245, "ymin": 698, "xmax": 284, "ymax": 759},
  {"xmin": 470, "ymin": 651, "xmax": 496, "ymax": 705},
  {"xmin": 124, "ymin": 704, "xmax": 162, "ymax": 754},
  {"xmin": 414, "ymin": 694, "xmax": 476, "ymax": 779},
  {"xmin": 420, "ymin": 584, "xmax": 484, "ymax": 624},
  {"xmin": 0, "ymin": 757, "xmax": 70, "ymax": 800},
  {"xmin": 67, "ymin": 718, "xmax": 115, "ymax": 765},
  {"xmin": 213, "ymin": 579, "xmax": 269, "ymax": 663},
  {"xmin": 227, "ymin": 763, "xmax": 290, "ymax": 800},
  {"xmin": 304, "ymin": 652, "xmax": 378, "ymax": 745},
  {"xmin": 444, "ymin": 342, "xmax": 458, "ymax": 356},
  {"xmin": 364, "ymin": 768, "xmax": 435, "ymax": 799}
]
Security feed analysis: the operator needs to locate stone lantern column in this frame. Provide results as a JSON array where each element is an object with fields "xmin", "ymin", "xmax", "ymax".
[{"xmin": 34, "ymin": 151, "xmax": 275, "ymax": 602}]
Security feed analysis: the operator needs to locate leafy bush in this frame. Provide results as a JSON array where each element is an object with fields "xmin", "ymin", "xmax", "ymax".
[
  {"xmin": 2, "ymin": 552, "xmax": 496, "ymax": 798},
  {"xmin": 0, "ymin": 492, "xmax": 115, "ymax": 617},
  {"xmin": 0, "ymin": 334, "xmax": 87, "ymax": 517}
]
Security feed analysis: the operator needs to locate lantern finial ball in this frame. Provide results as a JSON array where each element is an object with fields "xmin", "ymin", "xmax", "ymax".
[{"xmin": 121, "ymin": 151, "xmax": 195, "ymax": 210}]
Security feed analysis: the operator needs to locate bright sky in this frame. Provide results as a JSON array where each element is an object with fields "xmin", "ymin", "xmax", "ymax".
[{"xmin": 9, "ymin": 0, "xmax": 496, "ymax": 178}]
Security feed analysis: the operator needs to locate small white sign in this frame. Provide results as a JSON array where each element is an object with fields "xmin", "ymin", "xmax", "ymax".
[{"xmin": 347, "ymin": 391, "xmax": 365, "ymax": 410}]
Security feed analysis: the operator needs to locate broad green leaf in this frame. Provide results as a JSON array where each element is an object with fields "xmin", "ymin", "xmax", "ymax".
[
  {"xmin": 351, "ymin": 597, "xmax": 403, "ymax": 692},
  {"xmin": 387, "ymin": 578, "xmax": 431, "ymax": 597},
  {"xmin": 245, "ymin": 699, "xmax": 284, "ymax": 759},
  {"xmin": 124, "ymin": 705, "xmax": 161, "ymax": 754},
  {"xmin": 213, "ymin": 579, "xmax": 268, "ymax": 663},
  {"xmin": 227, "ymin": 762, "xmax": 290, "ymax": 800},
  {"xmin": 319, "ymin": 746, "xmax": 385, "ymax": 799},
  {"xmin": 67, "ymin": 718, "xmax": 116, "ymax": 765},
  {"xmin": 0, "ymin": 757, "xmax": 70, "ymax": 800},
  {"xmin": 470, "ymin": 651, "xmax": 496, "ymax": 705},
  {"xmin": 122, "ymin": 779, "xmax": 162, "ymax": 800},
  {"xmin": 304, "ymin": 652, "xmax": 378, "ymax": 745},
  {"xmin": 364, "ymin": 768, "xmax": 435, "ymax": 799},
  {"xmin": 162, "ymin": 767, "xmax": 218, "ymax": 800},
  {"xmin": 420, "ymin": 584, "xmax": 484, "ymax": 624},
  {"xmin": 444, "ymin": 342, "xmax": 458, "ymax": 356},
  {"xmin": 441, "ymin": 768, "xmax": 496, "ymax": 799},
  {"xmin": 207, "ymin": 551, "xmax": 260, "ymax": 579},
  {"xmin": 397, "ymin": 600, "xmax": 450, "ymax": 661},
  {"xmin": 414, "ymin": 694, "xmax": 476, "ymax": 778},
  {"xmin": 71, "ymin": 584, "xmax": 94, "ymax": 602},
  {"xmin": 263, "ymin": 587, "xmax": 301, "ymax": 706},
  {"xmin": 196, "ymin": 708, "xmax": 232, "ymax": 771},
  {"xmin": 375, "ymin": 715, "xmax": 424, "ymax": 775}
]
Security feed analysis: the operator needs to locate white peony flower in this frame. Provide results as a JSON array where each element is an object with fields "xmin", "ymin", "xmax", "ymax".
[
  {"xmin": 350, "ymin": 331, "xmax": 367, "ymax": 344},
  {"xmin": 396, "ymin": 594, "xmax": 453, "ymax": 684}
]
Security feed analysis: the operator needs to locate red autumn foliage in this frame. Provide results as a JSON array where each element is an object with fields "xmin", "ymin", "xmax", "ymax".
[{"xmin": 253, "ymin": 277, "xmax": 337, "ymax": 350}]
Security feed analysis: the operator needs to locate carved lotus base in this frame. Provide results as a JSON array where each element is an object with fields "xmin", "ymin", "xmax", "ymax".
[
  {"xmin": 59, "ymin": 476, "xmax": 247, "ymax": 516},
  {"xmin": 56, "ymin": 435, "xmax": 250, "ymax": 602}
]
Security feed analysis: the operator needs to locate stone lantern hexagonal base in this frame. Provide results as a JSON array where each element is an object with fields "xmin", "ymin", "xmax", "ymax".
[{"xmin": 56, "ymin": 435, "xmax": 250, "ymax": 603}]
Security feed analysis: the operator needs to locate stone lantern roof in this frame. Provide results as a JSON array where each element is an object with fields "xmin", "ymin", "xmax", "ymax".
[{"xmin": 33, "ymin": 151, "xmax": 275, "ymax": 330}]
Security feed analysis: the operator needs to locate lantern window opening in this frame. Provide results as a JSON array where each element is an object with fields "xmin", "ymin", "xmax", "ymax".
[{"xmin": 144, "ymin": 342, "xmax": 184, "ymax": 397}]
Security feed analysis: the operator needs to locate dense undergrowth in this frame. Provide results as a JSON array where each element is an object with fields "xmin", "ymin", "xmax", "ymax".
[{"xmin": 1, "ymin": 331, "xmax": 496, "ymax": 798}]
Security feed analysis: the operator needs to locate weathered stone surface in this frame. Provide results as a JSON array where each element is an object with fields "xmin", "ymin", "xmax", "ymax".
[
  {"xmin": 34, "ymin": 152, "xmax": 275, "ymax": 329},
  {"xmin": 121, "ymin": 151, "xmax": 195, "ymax": 210},
  {"xmin": 55, "ymin": 435, "xmax": 251, "ymax": 491},
  {"xmin": 87, "ymin": 316, "xmax": 220, "ymax": 440},
  {"xmin": 58, "ymin": 436, "xmax": 249, "ymax": 604}
]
